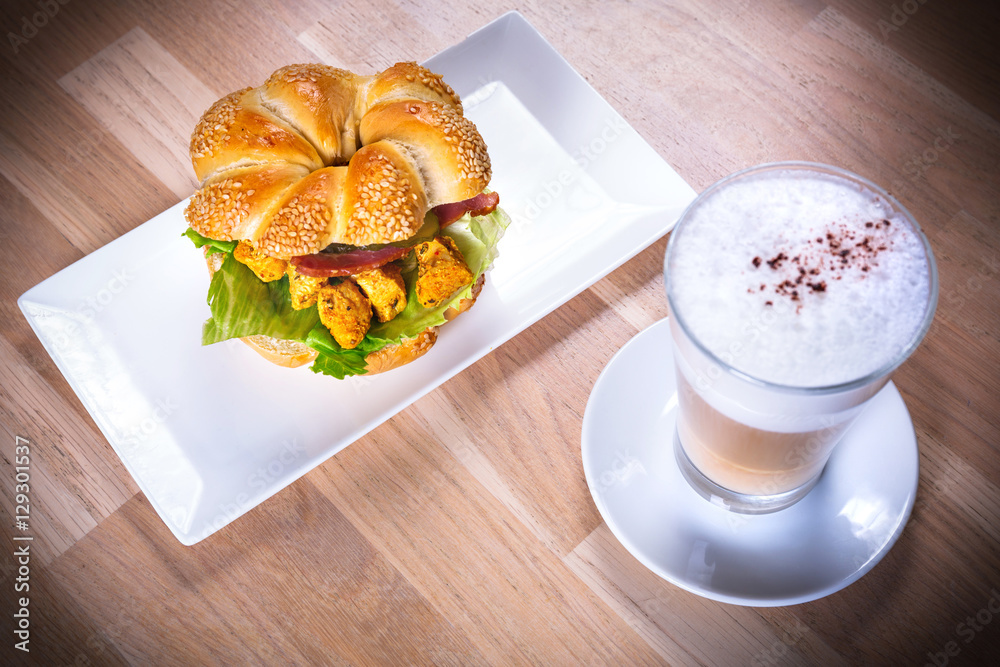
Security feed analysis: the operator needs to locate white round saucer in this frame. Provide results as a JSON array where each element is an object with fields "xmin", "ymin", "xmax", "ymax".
[{"xmin": 581, "ymin": 318, "xmax": 919, "ymax": 607}]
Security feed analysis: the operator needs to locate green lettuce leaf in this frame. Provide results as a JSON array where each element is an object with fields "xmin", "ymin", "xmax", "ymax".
[
  {"xmin": 202, "ymin": 255, "xmax": 320, "ymax": 344},
  {"xmin": 304, "ymin": 325, "xmax": 371, "ymax": 379},
  {"xmin": 183, "ymin": 228, "xmax": 238, "ymax": 255}
]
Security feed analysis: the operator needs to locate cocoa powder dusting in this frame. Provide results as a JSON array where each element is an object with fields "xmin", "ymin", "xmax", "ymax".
[
  {"xmin": 766, "ymin": 252, "xmax": 788, "ymax": 270},
  {"xmin": 749, "ymin": 218, "xmax": 895, "ymax": 312}
]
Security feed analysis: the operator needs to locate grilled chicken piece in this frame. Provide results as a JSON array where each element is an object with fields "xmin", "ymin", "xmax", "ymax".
[
  {"xmin": 317, "ymin": 281, "xmax": 372, "ymax": 349},
  {"xmin": 234, "ymin": 240, "xmax": 287, "ymax": 282},
  {"xmin": 415, "ymin": 236, "xmax": 473, "ymax": 308},
  {"xmin": 286, "ymin": 263, "xmax": 326, "ymax": 310},
  {"xmin": 353, "ymin": 263, "xmax": 407, "ymax": 322}
]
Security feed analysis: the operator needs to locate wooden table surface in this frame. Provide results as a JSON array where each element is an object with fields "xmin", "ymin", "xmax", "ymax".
[{"xmin": 2, "ymin": 0, "xmax": 998, "ymax": 664}]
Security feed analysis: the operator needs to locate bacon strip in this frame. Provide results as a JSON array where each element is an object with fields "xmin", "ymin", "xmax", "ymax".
[
  {"xmin": 292, "ymin": 192, "xmax": 500, "ymax": 276},
  {"xmin": 432, "ymin": 192, "xmax": 500, "ymax": 227},
  {"xmin": 292, "ymin": 245, "xmax": 410, "ymax": 277}
]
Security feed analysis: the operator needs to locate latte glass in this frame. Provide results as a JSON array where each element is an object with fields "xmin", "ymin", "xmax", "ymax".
[{"xmin": 664, "ymin": 163, "xmax": 938, "ymax": 513}]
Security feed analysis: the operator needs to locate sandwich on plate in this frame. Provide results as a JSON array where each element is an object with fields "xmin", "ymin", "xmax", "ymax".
[{"xmin": 182, "ymin": 62, "xmax": 509, "ymax": 378}]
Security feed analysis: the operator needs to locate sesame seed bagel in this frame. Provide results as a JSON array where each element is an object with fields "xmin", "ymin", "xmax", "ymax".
[{"xmin": 184, "ymin": 62, "xmax": 492, "ymax": 259}]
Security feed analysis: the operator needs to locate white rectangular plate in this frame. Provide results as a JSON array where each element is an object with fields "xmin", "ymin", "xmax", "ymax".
[{"xmin": 19, "ymin": 11, "xmax": 696, "ymax": 544}]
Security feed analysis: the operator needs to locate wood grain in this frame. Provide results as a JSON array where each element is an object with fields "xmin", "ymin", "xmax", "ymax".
[
  {"xmin": 566, "ymin": 523, "xmax": 848, "ymax": 666},
  {"xmin": 59, "ymin": 27, "xmax": 218, "ymax": 199},
  {"xmin": 299, "ymin": 0, "xmax": 451, "ymax": 72},
  {"xmin": 1, "ymin": 0, "xmax": 998, "ymax": 664}
]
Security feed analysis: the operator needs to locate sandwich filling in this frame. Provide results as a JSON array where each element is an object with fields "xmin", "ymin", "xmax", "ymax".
[{"xmin": 184, "ymin": 195, "xmax": 508, "ymax": 378}]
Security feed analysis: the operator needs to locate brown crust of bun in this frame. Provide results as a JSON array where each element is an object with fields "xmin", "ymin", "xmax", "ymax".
[
  {"xmin": 185, "ymin": 62, "xmax": 491, "ymax": 260},
  {"xmin": 363, "ymin": 61, "xmax": 462, "ymax": 111},
  {"xmin": 189, "ymin": 88, "xmax": 322, "ymax": 182},
  {"xmin": 203, "ymin": 249, "xmax": 484, "ymax": 374},
  {"xmin": 359, "ymin": 101, "xmax": 490, "ymax": 205},
  {"xmin": 444, "ymin": 273, "xmax": 484, "ymax": 322},
  {"xmin": 242, "ymin": 335, "xmax": 319, "ymax": 368},
  {"xmin": 363, "ymin": 327, "xmax": 438, "ymax": 375},
  {"xmin": 261, "ymin": 65, "xmax": 362, "ymax": 166},
  {"xmin": 186, "ymin": 163, "xmax": 311, "ymax": 244},
  {"xmin": 336, "ymin": 141, "xmax": 427, "ymax": 247}
]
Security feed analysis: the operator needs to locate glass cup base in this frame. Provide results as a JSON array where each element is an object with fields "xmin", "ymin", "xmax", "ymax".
[{"xmin": 673, "ymin": 432, "xmax": 823, "ymax": 514}]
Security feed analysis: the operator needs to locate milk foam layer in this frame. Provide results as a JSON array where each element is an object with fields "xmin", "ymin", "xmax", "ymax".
[{"xmin": 668, "ymin": 169, "xmax": 932, "ymax": 387}]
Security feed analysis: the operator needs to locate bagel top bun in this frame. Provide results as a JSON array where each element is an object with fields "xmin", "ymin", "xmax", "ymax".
[
  {"xmin": 184, "ymin": 62, "xmax": 492, "ymax": 259},
  {"xmin": 188, "ymin": 63, "xmax": 503, "ymax": 379}
]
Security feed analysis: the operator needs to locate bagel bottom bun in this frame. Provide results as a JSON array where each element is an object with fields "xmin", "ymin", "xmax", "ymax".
[
  {"xmin": 242, "ymin": 335, "xmax": 319, "ymax": 368},
  {"xmin": 204, "ymin": 251, "xmax": 484, "ymax": 374}
]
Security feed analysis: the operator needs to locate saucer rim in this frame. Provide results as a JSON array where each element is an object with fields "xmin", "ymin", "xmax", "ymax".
[{"xmin": 581, "ymin": 317, "xmax": 919, "ymax": 607}]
